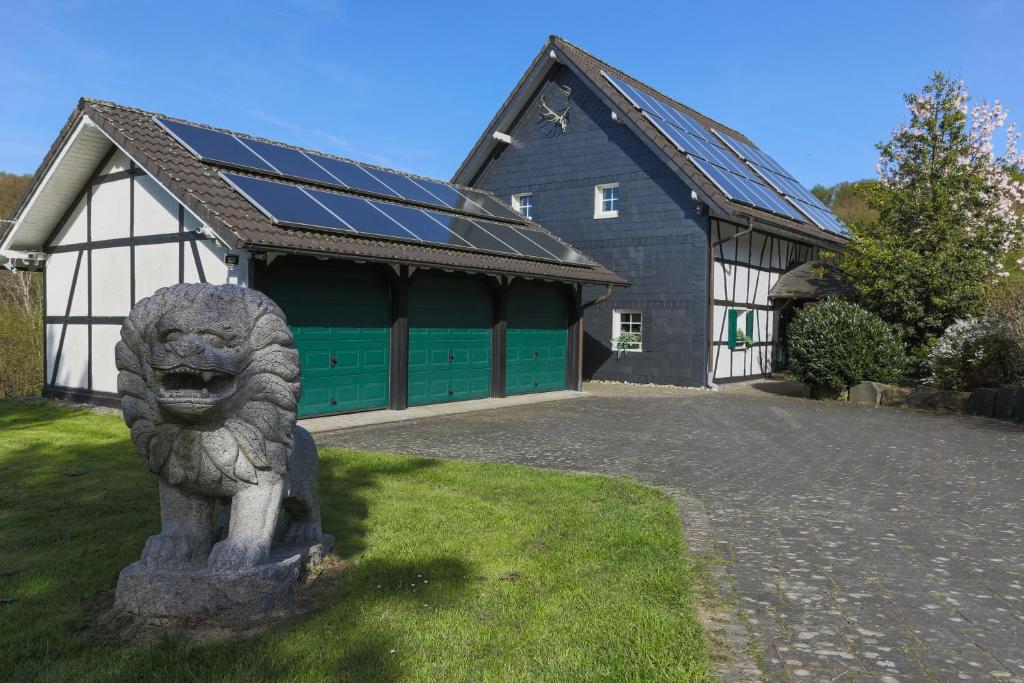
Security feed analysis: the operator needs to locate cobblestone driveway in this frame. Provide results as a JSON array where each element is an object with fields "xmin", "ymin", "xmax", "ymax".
[{"xmin": 318, "ymin": 382, "xmax": 1024, "ymax": 681}]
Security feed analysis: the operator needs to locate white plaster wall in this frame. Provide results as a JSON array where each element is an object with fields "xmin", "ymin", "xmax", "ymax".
[
  {"xmin": 134, "ymin": 174, "xmax": 180, "ymax": 237},
  {"xmin": 90, "ymin": 176, "xmax": 131, "ymax": 241},
  {"xmin": 50, "ymin": 324, "xmax": 89, "ymax": 387},
  {"xmin": 49, "ymin": 195, "xmax": 88, "ymax": 246},
  {"xmin": 91, "ymin": 325, "xmax": 122, "ymax": 393},
  {"xmin": 45, "ymin": 251, "xmax": 89, "ymax": 315},
  {"xmin": 135, "ymin": 242, "xmax": 181, "ymax": 300},
  {"xmin": 91, "ymin": 246, "xmax": 131, "ymax": 316}
]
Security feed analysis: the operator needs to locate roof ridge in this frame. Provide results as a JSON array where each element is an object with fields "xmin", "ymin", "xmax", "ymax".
[
  {"xmin": 549, "ymin": 36, "xmax": 752, "ymax": 142},
  {"xmin": 83, "ymin": 98, "xmax": 502, "ymax": 197}
]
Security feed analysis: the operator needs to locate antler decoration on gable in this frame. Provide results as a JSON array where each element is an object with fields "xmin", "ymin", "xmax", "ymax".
[{"xmin": 538, "ymin": 85, "xmax": 572, "ymax": 133}]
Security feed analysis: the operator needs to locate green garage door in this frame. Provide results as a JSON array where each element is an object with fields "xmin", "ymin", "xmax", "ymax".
[
  {"xmin": 262, "ymin": 265, "xmax": 390, "ymax": 417},
  {"xmin": 408, "ymin": 276, "xmax": 491, "ymax": 405},
  {"xmin": 506, "ymin": 283, "xmax": 569, "ymax": 395}
]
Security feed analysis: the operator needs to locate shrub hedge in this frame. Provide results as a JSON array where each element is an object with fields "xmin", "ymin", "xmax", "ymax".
[{"xmin": 787, "ymin": 299, "xmax": 905, "ymax": 396}]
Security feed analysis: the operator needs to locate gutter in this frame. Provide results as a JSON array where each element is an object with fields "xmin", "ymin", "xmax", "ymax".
[{"xmin": 705, "ymin": 215, "xmax": 753, "ymax": 389}]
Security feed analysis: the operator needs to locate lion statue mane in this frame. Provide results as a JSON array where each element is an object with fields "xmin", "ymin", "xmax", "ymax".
[{"xmin": 115, "ymin": 283, "xmax": 325, "ymax": 571}]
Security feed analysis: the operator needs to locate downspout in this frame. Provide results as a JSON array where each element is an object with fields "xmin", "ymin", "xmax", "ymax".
[
  {"xmin": 706, "ymin": 215, "xmax": 754, "ymax": 389},
  {"xmin": 580, "ymin": 284, "xmax": 613, "ymax": 310}
]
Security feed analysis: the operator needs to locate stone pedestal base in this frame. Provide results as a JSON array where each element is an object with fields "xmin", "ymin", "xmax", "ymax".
[{"xmin": 114, "ymin": 535, "xmax": 334, "ymax": 622}]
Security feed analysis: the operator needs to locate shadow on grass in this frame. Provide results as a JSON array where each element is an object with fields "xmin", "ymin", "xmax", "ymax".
[{"xmin": 0, "ymin": 402, "xmax": 472, "ymax": 682}]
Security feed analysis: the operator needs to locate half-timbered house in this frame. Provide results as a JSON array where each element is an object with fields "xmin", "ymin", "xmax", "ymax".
[
  {"xmin": 455, "ymin": 36, "xmax": 849, "ymax": 385},
  {"xmin": 0, "ymin": 99, "xmax": 623, "ymax": 416}
]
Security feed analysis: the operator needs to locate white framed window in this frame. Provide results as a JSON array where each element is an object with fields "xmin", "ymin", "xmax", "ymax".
[
  {"xmin": 512, "ymin": 192, "xmax": 533, "ymax": 219},
  {"xmin": 594, "ymin": 183, "xmax": 620, "ymax": 219},
  {"xmin": 612, "ymin": 309, "xmax": 643, "ymax": 352}
]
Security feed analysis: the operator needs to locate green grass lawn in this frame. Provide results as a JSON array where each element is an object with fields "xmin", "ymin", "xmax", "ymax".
[{"xmin": 0, "ymin": 401, "xmax": 711, "ymax": 682}]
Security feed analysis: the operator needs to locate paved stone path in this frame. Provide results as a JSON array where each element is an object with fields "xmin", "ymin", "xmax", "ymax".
[{"xmin": 318, "ymin": 382, "xmax": 1024, "ymax": 681}]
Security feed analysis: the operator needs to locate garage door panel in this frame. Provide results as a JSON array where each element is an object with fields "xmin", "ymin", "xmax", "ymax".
[
  {"xmin": 408, "ymin": 276, "xmax": 492, "ymax": 406},
  {"xmin": 262, "ymin": 265, "xmax": 390, "ymax": 417},
  {"xmin": 506, "ymin": 284, "xmax": 568, "ymax": 396}
]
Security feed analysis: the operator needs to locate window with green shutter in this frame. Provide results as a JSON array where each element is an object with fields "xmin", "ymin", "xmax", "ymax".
[{"xmin": 728, "ymin": 309, "xmax": 755, "ymax": 349}]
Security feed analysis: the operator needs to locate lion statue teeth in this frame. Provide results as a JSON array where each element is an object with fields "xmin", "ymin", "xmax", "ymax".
[{"xmin": 115, "ymin": 283, "xmax": 326, "ymax": 571}]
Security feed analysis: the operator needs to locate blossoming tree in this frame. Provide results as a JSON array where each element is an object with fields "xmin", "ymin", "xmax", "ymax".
[{"xmin": 840, "ymin": 71, "xmax": 1024, "ymax": 358}]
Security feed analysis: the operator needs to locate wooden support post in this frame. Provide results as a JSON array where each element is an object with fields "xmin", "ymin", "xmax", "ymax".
[
  {"xmin": 567, "ymin": 283, "xmax": 583, "ymax": 391},
  {"xmin": 491, "ymin": 277, "xmax": 509, "ymax": 398},
  {"xmin": 389, "ymin": 266, "xmax": 410, "ymax": 410}
]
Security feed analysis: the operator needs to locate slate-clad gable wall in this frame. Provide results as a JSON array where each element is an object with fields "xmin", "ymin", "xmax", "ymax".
[{"xmin": 471, "ymin": 66, "xmax": 710, "ymax": 386}]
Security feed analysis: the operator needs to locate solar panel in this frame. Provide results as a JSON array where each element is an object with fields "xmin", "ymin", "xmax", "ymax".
[
  {"xmin": 158, "ymin": 118, "xmax": 277, "ymax": 173},
  {"xmin": 518, "ymin": 229, "xmax": 592, "ymax": 265},
  {"xmin": 602, "ymin": 73, "xmax": 839, "ymax": 226},
  {"xmin": 307, "ymin": 154, "xmax": 401, "ymax": 198},
  {"xmin": 242, "ymin": 138, "xmax": 339, "ymax": 186},
  {"xmin": 427, "ymin": 214, "xmax": 522, "ymax": 254},
  {"xmin": 157, "ymin": 116, "xmax": 524, "ymax": 226},
  {"xmin": 713, "ymin": 129, "xmax": 849, "ymax": 235},
  {"xmin": 305, "ymin": 189, "xmax": 418, "ymax": 241},
  {"xmin": 713, "ymin": 130, "xmax": 792, "ymax": 178},
  {"xmin": 220, "ymin": 173, "xmax": 594, "ymax": 264},
  {"xmin": 223, "ymin": 173, "xmax": 350, "ymax": 231},
  {"xmin": 644, "ymin": 114, "xmax": 805, "ymax": 222}
]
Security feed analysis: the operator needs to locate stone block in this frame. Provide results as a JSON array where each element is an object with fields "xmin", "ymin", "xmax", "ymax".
[
  {"xmin": 966, "ymin": 388, "xmax": 998, "ymax": 417},
  {"xmin": 114, "ymin": 536, "xmax": 334, "ymax": 621},
  {"xmin": 880, "ymin": 385, "xmax": 913, "ymax": 407},
  {"xmin": 849, "ymin": 381, "xmax": 888, "ymax": 407},
  {"xmin": 905, "ymin": 387, "xmax": 970, "ymax": 413},
  {"xmin": 993, "ymin": 386, "xmax": 1020, "ymax": 420}
]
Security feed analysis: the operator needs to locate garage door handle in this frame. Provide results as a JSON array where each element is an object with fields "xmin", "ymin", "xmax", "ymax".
[
  {"xmin": 330, "ymin": 398, "xmax": 337, "ymax": 405},
  {"xmin": 533, "ymin": 350, "xmax": 539, "ymax": 358},
  {"xmin": 448, "ymin": 352, "xmax": 454, "ymax": 363},
  {"xmin": 330, "ymin": 355, "xmax": 337, "ymax": 367}
]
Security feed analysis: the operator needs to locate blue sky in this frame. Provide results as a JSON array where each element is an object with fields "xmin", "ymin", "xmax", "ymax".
[{"xmin": 1, "ymin": 0, "xmax": 1021, "ymax": 187}]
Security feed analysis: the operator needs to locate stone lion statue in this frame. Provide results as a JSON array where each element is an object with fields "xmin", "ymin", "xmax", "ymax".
[{"xmin": 115, "ymin": 283, "xmax": 324, "ymax": 572}]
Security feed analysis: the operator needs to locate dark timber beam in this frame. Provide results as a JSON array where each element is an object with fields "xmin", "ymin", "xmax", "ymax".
[{"xmin": 389, "ymin": 265, "xmax": 410, "ymax": 410}]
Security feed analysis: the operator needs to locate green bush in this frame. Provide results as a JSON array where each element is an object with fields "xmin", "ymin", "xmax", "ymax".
[
  {"xmin": 928, "ymin": 317, "xmax": 1024, "ymax": 390},
  {"xmin": 787, "ymin": 299, "xmax": 906, "ymax": 396}
]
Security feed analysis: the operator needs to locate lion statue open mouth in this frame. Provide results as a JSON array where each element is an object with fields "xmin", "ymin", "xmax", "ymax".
[{"xmin": 115, "ymin": 283, "xmax": 326, "ymax": 571}]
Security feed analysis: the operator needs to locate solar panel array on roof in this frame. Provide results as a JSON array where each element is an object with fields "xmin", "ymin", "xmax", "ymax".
[
  {"xmin": 222, "ymin": 173, "xmax": 592, "ymax": 265},
  {"xmin": 601, "ymin": 71, "xmax": 848, "ymax": 236},
  {"xmin": 156, "ymin": 117, "xmax": 524, "ymax": 223},
  {"xmin": 713, "ymin": 130, "xmax": 849, "ymax": 236}
]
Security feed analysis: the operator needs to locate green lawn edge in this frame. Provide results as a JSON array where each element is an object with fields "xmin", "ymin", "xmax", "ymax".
[{"xmin": 0, "ymin": 400, "xmax": 712, "ymax": 682}]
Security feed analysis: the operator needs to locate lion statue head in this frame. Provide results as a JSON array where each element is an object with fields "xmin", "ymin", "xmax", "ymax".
[{"xmin": 115, "ymin": 283, "xmax": 301, "ymax": 490}]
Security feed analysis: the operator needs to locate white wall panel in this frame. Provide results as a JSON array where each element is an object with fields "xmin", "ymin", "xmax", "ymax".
[
  {"xmin": 135, "ymin": 243, "xmax": 180, "ymax": 300},
  {"xmin": 133, "ymin": 175, "xmax": 180, "ymax": 237},
  {"xmin": 49, "ymin": 196, "xmax": 88, "ymax": 246},
  {"xmin": 90, "ymin": 178, "xmax": 131, "ymax": 241},
  {"xmin": 91, "ymin": 325, "xmax": 123, "ymax": 393},
  {"xmin": 186, "ymin": 239, "xmax": 231, "ymax": 285},
  {"xmin": 45, "ymin": 324, "xmax": 62, "ymax": 382},
  {"xmin": 45, "ymin": 251, "xmax": 89, "ymax": 315},
  {"xmin": 53, "ymin": 324, "xmax": 89, "ymax": 388},
  {"xmin": 91, "ymin": 246, "xmax": 131, "ymax": 316}
]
